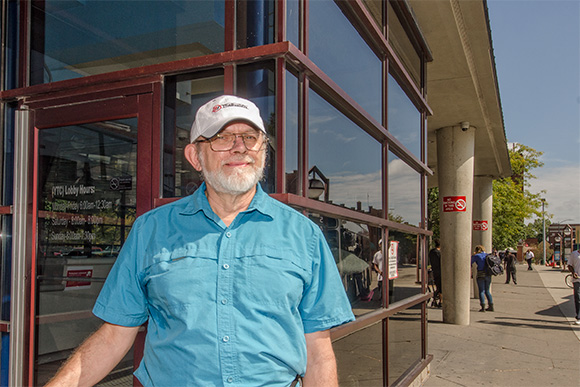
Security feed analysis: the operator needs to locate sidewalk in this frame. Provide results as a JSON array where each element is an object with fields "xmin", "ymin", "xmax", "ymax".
[{"xmin": 424, "ymin": 264, "xmax": 580, "ymax": 387}]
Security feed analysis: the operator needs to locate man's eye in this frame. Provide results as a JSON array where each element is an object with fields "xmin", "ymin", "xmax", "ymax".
[{"xmin": 244, "ymin": 135, "xmax": 258, "ymax": 141}]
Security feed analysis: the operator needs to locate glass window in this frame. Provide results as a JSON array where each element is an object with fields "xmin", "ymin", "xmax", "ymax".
[
  {"xmin": 237, "ymin": 61, "xmax": 277, "ymax": 194},
  {"xmin": 309, "ymin": 0, "xmax": 382, "ymax": 122},
  {"xmin": 387, "ymin": 230, "xmax": 421, "ymax": 303},
  {"xmin": 309, "ymin": 91, "xmax": 382, "ymax": 214},
  {"xmin": 363, "ymin": 0, "xmax": 383, "ymax": 29},
  {"xmin": 287, "ymin": 0, "xmax": 300, "ymax": 48},
  {"xmin": 387, "ymin": 2, "xmax": 421, "ymax": 88},
  {"xmin": 163, "ymin": 71, "xmax": 224, "ymax": 198},
  {"xmin": 387, "ymin": 153, "xmax": 421, "ymax": 226},
  {"xmin": 35, "ymin": 118, "xmax": 138, "ymax": 385},
  {"xmin": 285, "ymin": 71, "xmax": 299, "ymax": 195},
  {"xmin": 388, "ymin": 74, "xmax": 421, "ymax": 158},
  {"xmin": 308, "ymin": 212, "xmax": 382, "ymax": 317},
  {"xmin": 335, "ymin": 322, "xmax": 383, "ymax": 385},
  {"xmin": 236, "ymin": 0, "xmax": 275, "ymax": 49},
  {"xmin": 30, "ymin": 0, "xmax": 226, "ymax": 84},
  {"xmin": 388, "ymin": 305, "xmax": 422, "ymax": 384}
]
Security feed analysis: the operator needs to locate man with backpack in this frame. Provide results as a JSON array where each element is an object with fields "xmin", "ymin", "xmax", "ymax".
[
  {"xmin": 471, "ymin": 245, "xmax": 494, "ymax": 312},
  {"xmin": 504, "ymin": 249, "xmax": 517, "ymax": 284}
]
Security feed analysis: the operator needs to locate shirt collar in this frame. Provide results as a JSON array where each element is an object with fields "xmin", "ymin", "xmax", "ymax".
[{"xmin": 180, "ymin": 182, "xmax": 274, "ymax": 221}]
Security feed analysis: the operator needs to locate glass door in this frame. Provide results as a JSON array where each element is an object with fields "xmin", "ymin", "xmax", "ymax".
[{"xmin": 29, "ymin": 93, "xmax": 156, "ymax": 386}]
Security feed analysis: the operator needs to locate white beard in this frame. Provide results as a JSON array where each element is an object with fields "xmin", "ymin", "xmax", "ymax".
[{"xmin": 199, "ymin": 153, "xmax": 266, "ymax": 195}]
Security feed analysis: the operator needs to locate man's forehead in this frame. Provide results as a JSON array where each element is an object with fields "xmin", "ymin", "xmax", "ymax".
[{"xmin": 219, "ymin": 121, "xmax": 261, "ymax": 134}]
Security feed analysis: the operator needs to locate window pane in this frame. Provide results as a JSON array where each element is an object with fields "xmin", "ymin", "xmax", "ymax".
[
  {"xmin": 388, "ymin": 306, "xmax": 422, "ymax": 384},
  {"xmin": 388, "ymin": 74, "xmax": 422, "ymax": 158},
  {"xmin": 309, "ymin": 91, "xmax": 382, "ymax": 214},
  {"xmin": 335, "ymin": 322, "xmax": 383, "ymax": 385},
  {"xmin": 285, "ymin": 71, "xmax": 299, "ymax": 195},
  {"xmin": 287, "ymin": 0, "xmax": 300, "ymax": 48},
  {"xmin": 308, "ymin": 212, "xmax": 382, "ymax": 318},
  {"xmin": 388, "ymin": 2, "xmax": 421, "ymax": 88},
  {"xmin": 387, "ymin": 231, "xmax": 421, "ymax": 303},
  {"xmin": 309, "ymin": 0, "xmax": 382, "ymax": 122},
  {"xmin": 363, "ymin": 0, "xmax": 383, "ymax": 28},
  {"xmin": 31, "ymin": 0, "xmax": 225, "ymax": 84},
  {"xmin": 237, "ymin": 61, "xmax": 277, "ymax": 194},
  {"xmin": 388, "ymin": 153, "xmax": 421, "ymax": 226},
  {"xmin": 236, "ymin": 0, "xmax": 275, "ymax": 49},
  {"xmin": 163, "ymin": 72, "xmax": 224, "ymax": 197}
]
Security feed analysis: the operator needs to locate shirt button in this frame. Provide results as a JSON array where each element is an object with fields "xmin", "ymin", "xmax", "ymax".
[
  {"xmin": 226, "ymin": 232, "xmax": 232, "ymax": 238},
  {"xmin": 227, "ymin": 377, "xmax": 234, "ymax": 383},
  {"xmin": 222, "ymin": 336, "xmax": 230, "ymax": 342},
  {"xmin": 223, "ymin": 264, "xmax": 230, "ymax": 270},
  {"xmin": 221, "ymin": 299, "xmax": 228, "ymax": 305}
]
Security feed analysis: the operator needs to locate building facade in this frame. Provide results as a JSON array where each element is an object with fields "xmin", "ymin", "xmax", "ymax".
[{"xmin": 0, "ymin": 0, "xmax": 510, "ymax": 386}]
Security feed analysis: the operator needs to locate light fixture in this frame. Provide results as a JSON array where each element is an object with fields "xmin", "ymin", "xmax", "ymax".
[{"xmin": 308, "ymin": 178, "xmax": 325, "ymax": 199}]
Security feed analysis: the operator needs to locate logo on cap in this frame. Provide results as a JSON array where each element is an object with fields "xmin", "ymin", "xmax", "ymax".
[{"xmin": 212, "ymin": 105, "xmax": 223, "ymax": 113}]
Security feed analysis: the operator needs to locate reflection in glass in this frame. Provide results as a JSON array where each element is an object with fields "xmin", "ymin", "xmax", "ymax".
[
  {"xmin": 163, "ymin": 72, "xmax": 224, "ymax": 197},
  {"xmin": 387, "ymin": 231, "xmax": 421, "ymax": 304},
  {"xmin": 30, "ymin": 1, "xmax": 226, "ymax": 84},
  {"xmin": 35, "ymin": 119, "xmax": 138, "ymax": 385},
  {"xmin": 387, "ymin": 2, "xmax": 421, "ymax": 88},
  {"xmin": 287, "ymin": 0, "xmax": 300, "ymax": 48},
  {"xmin": 285, "ymin": 71, "xmax": 299, "ymax": 195},
  {"xmin": 387, "ymin": 153, "xmax": 421, "ymax": 226},
  {"xmin": 309, "ymin": 0, "xmax": 382, "ymax": 122},
  {"xmin": 309, "ymin": 91, "xmax": 382, "ymax": 214},
  {"xmin": 236, "ymin": 0, "xmax": 275, "ymax": 49},
  {"xmin": 363, "ymin": 0, "xmax": 383, "ymax": 28},
  {"xmin": 388, "ymin": 306, "xmax": 422, "ymax": 384},
  {"xmin": 388, "ymin": 74, "xmax": 422, "ymax": 158},
  {"xmin": 237, "ymin": 62, "xmax": 277, "ymax": 194},
  {"xmin": 308, "ymin": 212, "xmax": 382, "ymax": 317},
  {"xmin": 334, "ymin": 321, "xmax": 383, "ymax": 386}
]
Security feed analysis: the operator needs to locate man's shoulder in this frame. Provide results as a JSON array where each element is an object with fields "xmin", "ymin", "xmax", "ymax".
[{"xmin": 261, "ymin": 194, "xmax": 318, "ymax": 228}]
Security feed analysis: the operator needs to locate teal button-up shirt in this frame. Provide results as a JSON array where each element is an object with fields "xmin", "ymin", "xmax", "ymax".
[{"xmin": 93, "ymin": 183, "xmax": 354, "ymax": 386}]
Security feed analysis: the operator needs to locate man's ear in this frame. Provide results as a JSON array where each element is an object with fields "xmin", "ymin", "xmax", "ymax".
[{"xmin": 184, "ymin": 143, "xmax": 203, "ymax": 172}]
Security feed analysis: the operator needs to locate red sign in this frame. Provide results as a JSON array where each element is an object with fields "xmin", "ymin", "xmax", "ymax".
[
  {"xmin": 473, "ymin": 220, "xmax": 489, "ymax": 231},
  {"xmin": 65, "ymin": 267, "xmax": 93, "ymax": 289},
  {"xmin": 443, "ymin": 196, "xmax": 467, "ymax": 212}
]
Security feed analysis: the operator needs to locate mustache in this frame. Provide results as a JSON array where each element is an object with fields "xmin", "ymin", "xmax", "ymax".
[{"xmin": 221, "ymin": 156, "xmax": 255, "ymax": 166}]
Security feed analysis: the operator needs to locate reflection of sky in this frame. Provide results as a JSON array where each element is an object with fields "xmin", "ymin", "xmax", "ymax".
[
  {"xmin": 388, "ymin": 75, "xmax": 421, "ymax": 157},
  {"xmin": 388, "ymin": 156, "xmax": 421, "ymax": 226},
  {"xmin": 309, "ymin": 91, "xmax": 382, "ymax": 211},
  {"xmin": 309, "ymin": 0, "xmax": 382, "ymax": 123}
]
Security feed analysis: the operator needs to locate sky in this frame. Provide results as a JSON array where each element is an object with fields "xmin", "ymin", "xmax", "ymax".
[{"xmin": 487, "ymin": 0, "xmax": 580, "ymax": 225}]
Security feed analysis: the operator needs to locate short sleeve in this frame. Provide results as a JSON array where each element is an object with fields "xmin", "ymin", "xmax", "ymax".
[
  {"xmin": 93, "ymin": 218, "xmax": 148, "ymax": 327},
  {"xmin": 299, "ymin": 228, "xmax": 355, "ymax": 334}
]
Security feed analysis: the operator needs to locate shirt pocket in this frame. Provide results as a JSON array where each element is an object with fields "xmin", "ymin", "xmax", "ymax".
[
  {"xmin": 234, "ymin": 245, "xmax": 309, "ymax": 308},
  {"xmin": 143, "ymin": 253, "xmax": 218, "ymax": 312}
]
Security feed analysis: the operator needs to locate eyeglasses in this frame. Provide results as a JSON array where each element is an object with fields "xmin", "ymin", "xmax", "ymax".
[{"xmin": 196, "ymin": 132, "xmax": 268, "ymax": 152}]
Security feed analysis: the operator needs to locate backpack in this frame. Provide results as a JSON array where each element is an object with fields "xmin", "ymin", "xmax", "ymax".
[{"xmin": 485, "ymin": 253, "xmax": 504, "ymax": 276}]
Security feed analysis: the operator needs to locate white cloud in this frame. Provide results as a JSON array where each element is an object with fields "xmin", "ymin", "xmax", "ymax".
[{"xmin": 529, "ymin": 164, "xmax": 580, "ymax": 223}]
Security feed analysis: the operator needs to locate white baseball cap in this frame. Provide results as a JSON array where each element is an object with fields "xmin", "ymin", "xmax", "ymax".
[{"xmin": 190, "ymin": 95, "xmax": 266, "ymax": 142}]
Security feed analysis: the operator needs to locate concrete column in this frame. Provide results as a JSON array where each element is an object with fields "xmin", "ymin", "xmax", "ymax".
[
  {"xmin": 436, "ymin": 123, "xmax": 475, "ymax": 325},
  {"xmin": 472, "ymin": 176, "xmax": 493, "ymax": 251},
  {"xmin": 471, "ymin": 176, "xmax": 493, "ymax": 298}
]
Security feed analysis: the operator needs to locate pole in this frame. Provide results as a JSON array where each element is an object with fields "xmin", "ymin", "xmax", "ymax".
[{"xmin": 542, "ymin": 199, "xmax": 546, "ymax": 265}]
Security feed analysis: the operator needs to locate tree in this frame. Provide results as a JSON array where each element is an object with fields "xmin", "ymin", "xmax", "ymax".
[{"xmin": 492, "ymin": 143, "xmax": 548, "ymax": 249}]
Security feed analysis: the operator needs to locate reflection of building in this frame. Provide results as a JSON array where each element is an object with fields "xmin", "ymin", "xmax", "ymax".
[
  {"xmin": 0, "ymin": 1, "xmax": 509, "ymax": 385},
  {"xmin": 548, "ymin": 223, "xmax": 579, "ymax": 263}
]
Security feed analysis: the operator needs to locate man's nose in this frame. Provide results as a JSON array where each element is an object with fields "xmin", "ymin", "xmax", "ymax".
[{"xmin": 230, "ymin": 135, "xmax": 247, "ymax": 152}]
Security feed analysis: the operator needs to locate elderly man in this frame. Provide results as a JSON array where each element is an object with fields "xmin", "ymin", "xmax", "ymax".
[{"xmin": 47, "ymin": 95, "xmax": 354, "ymax": 387}]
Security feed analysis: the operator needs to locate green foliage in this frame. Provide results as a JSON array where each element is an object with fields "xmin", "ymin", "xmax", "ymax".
[
  {"xmin": 492, "ymin": 143, "xmax": 548, "ymax": 249},
  {"xmin": 427, "ymin": 187, "xmax": 440, "ymax": 242}
]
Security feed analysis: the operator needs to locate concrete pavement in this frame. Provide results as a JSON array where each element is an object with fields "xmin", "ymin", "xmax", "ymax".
[{"xmin": 424, "ymin": 263, "xmax": 580, "ymax": 387}]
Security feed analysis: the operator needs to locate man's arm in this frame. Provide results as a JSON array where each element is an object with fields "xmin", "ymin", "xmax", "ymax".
[
  {"xmin": 45, "ymin": 322, "xmax": 140, "ymax": 387},
  {"xmin": 303, "ymin": 330, "xmax": 338, "ymax": 387}
]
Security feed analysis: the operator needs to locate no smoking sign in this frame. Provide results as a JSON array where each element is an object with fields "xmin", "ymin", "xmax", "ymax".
[{"xmin": 443, "ymin": 196, "xmax": 467, "ymax": 212}]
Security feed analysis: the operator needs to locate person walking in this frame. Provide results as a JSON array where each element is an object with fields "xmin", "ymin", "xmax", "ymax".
[
  {"xmin": 504, "ymin": 249, "xmax": 517, "ymax": 285},
  {"xmin": 372, "ymin": 239, "xmax": 384, "ymax": 300},
  {"xmin": 428, "ymin": 239, "xmax": 442, "ymax": 307},
  {"xmin": 525, "ymin": 249, "xmax": 534, "ymax": 270},
  {"xmin": 567, "ymin": 247, "xmax": 580, "ymax": 325},
  {"xmin": 46, "ymin": 95, "xmax": 355, "ymax": 387},
  {"xmin": 471, "ymin": 245, "xmax": 494, "ymax": 312}
]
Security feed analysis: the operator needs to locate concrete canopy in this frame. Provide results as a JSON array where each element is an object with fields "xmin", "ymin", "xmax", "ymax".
[{"xmin": 408, "ymin": 0, "xmax": 512, "ymax": 187}]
